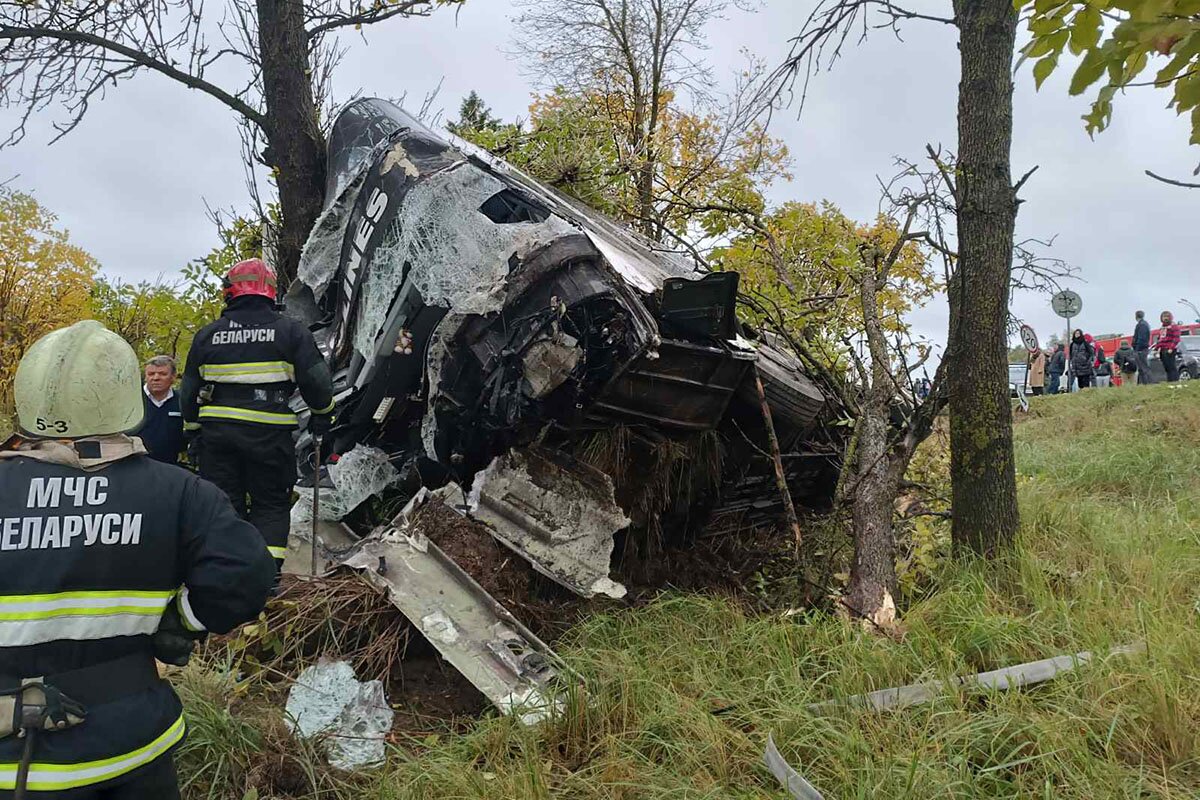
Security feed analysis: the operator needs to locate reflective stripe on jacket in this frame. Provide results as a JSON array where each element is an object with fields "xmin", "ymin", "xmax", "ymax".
[
  {"xmin": 0, "ymin": 589, "xmax": 173, "ymax": 647},
  {"xmin": 198, "ymin": 360, "xmax": 296, "ymax": 384},
  {"xmin": 181, "ymin": 296, "xmax": 334, "ymax": 430},
  {"xmin": 198, "ymin": 405, "xmax": 298, "ymax": 427}
]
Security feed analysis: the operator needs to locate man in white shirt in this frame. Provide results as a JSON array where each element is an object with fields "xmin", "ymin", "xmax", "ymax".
[{"xmin": 140, "ymin": 355, "xmax": 185, "ymax": 463}]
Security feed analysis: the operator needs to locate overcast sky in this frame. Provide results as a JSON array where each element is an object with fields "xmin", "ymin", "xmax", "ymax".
[{"xmin": 2, "ymin": 1, "xmax": 1197, "ymax": 353}]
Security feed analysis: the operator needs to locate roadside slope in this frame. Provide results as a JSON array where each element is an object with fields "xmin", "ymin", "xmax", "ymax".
[{"xmin": 178, "ymin": 383, "xmax": 1200, "ymax": 799}]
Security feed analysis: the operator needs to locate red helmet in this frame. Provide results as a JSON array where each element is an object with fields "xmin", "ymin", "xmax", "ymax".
[{"xmin": 223, "ymin": 258, "xmax": 277, "ymax": 302}]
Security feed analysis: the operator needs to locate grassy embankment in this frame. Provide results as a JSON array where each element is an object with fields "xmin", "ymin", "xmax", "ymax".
[{"xmin": 178, "ymin": 383, "xmax": 1200, "ymax": 799}]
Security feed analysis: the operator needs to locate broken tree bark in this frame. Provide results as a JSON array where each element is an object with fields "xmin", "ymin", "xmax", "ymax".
[
  {"xmin": 753, "ymin": 366, "xmax": 803, "ymax": 556},
  {"xmin": 846, "ymin": 412, "xmax": 901, "ymax": 628}
]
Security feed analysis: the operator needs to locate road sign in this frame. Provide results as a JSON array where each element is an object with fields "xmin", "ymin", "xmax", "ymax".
[
  {"xmin": 1019, "ymin": 324, "xmax": 1039, "ymax": 353},
  {"xmin": 1051, "ymin": 290, "xmax": 1083, "ymax": 318}
]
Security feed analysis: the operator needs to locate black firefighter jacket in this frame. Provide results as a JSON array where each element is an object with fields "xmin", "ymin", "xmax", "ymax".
[
  {"xmin": 181, "ymin": 295, "xmax": 334, "ymax": 431},
  {"xmin": 0, "ymin": 445, "xmax": 275, "ymax": 793}
]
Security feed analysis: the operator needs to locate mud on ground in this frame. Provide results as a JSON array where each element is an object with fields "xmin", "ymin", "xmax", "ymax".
[{"xmin": 240, "ymin": 496, "xmax": 812, "ymax": 738}]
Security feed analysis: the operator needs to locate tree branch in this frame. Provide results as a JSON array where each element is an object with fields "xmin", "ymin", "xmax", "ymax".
[
  {"xmin": 306, "ymin": 1, "xmax": 442, "ymax": 41},
  {"xmin": 768, "ymin": 0, "xmax": 954, "ymax": 113},
  {"xmin": 1013, "ymin": 164, "xmax": 1039, "ymax": 196},
  {"xmin": 1145, "ymin": 169, "xmax": 1200, "ymax": 189},
  {"xmin": 925, "ymin": 143, "xmax": 959, "ymax": 205},
  {"xmin": 0, "ymin": 24, "xmax": 266, "ymax": 128},
  {"xmin": 877, "ymin": 198, "xmax": 923, "ymax": 282}
]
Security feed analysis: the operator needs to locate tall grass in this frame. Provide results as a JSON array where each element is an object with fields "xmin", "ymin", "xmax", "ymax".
[{"xmin": 179, "ymin": 383, "xmax": 1200, "ymax": 799}]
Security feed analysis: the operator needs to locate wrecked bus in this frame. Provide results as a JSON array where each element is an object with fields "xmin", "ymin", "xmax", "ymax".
[
  {"xmin": 282, "ymin": 97, "xmax": 839, "ymax": 718},
  {"xmin": 287, "ymin": 96, "xmax": 832, "ymax": 541}
]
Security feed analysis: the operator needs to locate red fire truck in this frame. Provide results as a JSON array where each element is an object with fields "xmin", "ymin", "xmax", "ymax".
[
  {"xmin": 1091, "ymin": 322, "xmax": 1200, "ymax": 385},
  {"xmin": 1093, "ymin": 322, "xmax": 1200, "ymax": 357}
]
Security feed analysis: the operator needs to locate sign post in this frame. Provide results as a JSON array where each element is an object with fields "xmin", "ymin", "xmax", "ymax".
[{"xmin": 1051, "ymin": 291, "xmax": 1083, "ymax": 393}]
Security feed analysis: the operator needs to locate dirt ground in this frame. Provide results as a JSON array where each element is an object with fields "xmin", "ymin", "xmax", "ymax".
[
  {"xmin": 253, "ymin": 495, "xmax": 800, "ymax": 737},
  {"xmin": 409, "ymin": 500, "xmax": 533, "ymax": 611}
]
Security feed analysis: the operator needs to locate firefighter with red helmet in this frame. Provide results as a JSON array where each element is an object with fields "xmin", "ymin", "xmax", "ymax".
[{"xmin": 180, "ymin": 259, "xmax": 334, "ymax": 570}]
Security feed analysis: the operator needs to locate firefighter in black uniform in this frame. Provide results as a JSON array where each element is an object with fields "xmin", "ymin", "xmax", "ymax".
[
  {"xmin": 181, "ymin": 259, "xmax": 334, "ymax": 569},
  {"xmin": 0, "ymin": 320, "xmax": 275, "ymax": 799}
]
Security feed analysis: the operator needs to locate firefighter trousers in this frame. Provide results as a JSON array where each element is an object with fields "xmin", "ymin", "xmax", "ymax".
[{"xmin": 198, "ymin": 421, "xmax": 295, "ymax": 567}]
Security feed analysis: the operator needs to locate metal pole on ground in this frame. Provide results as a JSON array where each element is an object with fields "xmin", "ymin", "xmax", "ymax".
[{"xmin": 310, "ymin": 434, "xmax": 322, "ymax": 578}]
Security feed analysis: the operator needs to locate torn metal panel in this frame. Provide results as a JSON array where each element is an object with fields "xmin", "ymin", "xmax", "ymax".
[
  {"xmin": 282, "ymin": 518, "xmax": 359, "ymax": 577},
  {"xmin": 339, "ymin": 493, "xmax": 563, "ymax": 723},
  {"xmin": 321, "ymin": 99, "xmax": 431, "ymax": 205},
  {"xmin": 351, "ymin": 163, "xmax": 576, "ymax": 361},
  {"xmin": 589, "ymin": 339, "xmax": 756, "ymax": 431},
  {"xmin": 583, "ymin": 231, "xmax": 662, "ymax": 294},
  {"xmin": 465, "ymin": 447, "xmax": 629, "ymax": 599},
  {"xmin": 420, "ymin": 311, "xmax": 464, "ymax": 461},
  {"xmin": 764, "ymin": 733, "xmax": 827, "ymax": 800},
  {"xmin": 521, "ymin": 331, "xmax": 581, "ymax": 399},
  {"xmin": 425, "ymin": 257, "xmax": 657, "ymax": 469},
  {"xmin": 446, "ymin": 129, "xmax": 703, "ymax": 293}
]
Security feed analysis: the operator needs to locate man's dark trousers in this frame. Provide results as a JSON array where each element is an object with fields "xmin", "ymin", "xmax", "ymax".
[
  {"xmin": 1135, "ymin": 349, "xmax": 1155, "ymax": 384},
  {"xmin": 1161, "ymin": 350, "xmax": 1180, "ymax": 382},
  {"xmin": 198, "ymin": 420, "xmax": 294, "ymax": 563}
]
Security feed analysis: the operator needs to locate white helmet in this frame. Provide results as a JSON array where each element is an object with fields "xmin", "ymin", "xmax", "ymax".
[{"xmin": 14, "ymin": 320, "xmax": 144, "ymax": 439}]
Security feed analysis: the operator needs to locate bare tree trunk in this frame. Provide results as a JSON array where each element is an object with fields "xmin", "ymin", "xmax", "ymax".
[
  {"xmin": 627, "ymin": 83, "xmax": 658, "ymax": 240},
  {"xmin": 257, "ymin": 0, "xmax": 326, "ymax": 286},
  {"xmin": 635, "ymin": 140, "xmax": 658, "ymax": 239},
  {"xmin": 846, "ymin": 254, "xmax": 900, "ymax": 627},
  {"xmin": 946, "ymin": 0, "xmax": 1020, "ymax": 557},
  {"xmin": 847, "ymin": 412, "xmax": 901, "ymax": 627}
]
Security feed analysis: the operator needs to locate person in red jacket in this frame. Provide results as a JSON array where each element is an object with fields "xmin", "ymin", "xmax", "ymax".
[{"xmin": 1155, "ymin": 311, "xmax": 1183, "ymax": 382}]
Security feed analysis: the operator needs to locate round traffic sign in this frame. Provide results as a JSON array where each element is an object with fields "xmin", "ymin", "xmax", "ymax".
[
  {"xmin": 1019, "ymin": 324, "xmax": 1039, "ymax": 352},
  {"xmin": 1051, "ymin": 290, "xmax": 1083, "ymax": 318}
]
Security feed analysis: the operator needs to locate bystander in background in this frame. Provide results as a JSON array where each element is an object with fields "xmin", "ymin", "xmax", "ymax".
[
  {"xmin": 140, "ymin": 354, "xmax": 185, "ymax": 463},
  {"xmin": 1029, "ymin": 347, "xmax": 1046, "ymax": 396}
]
